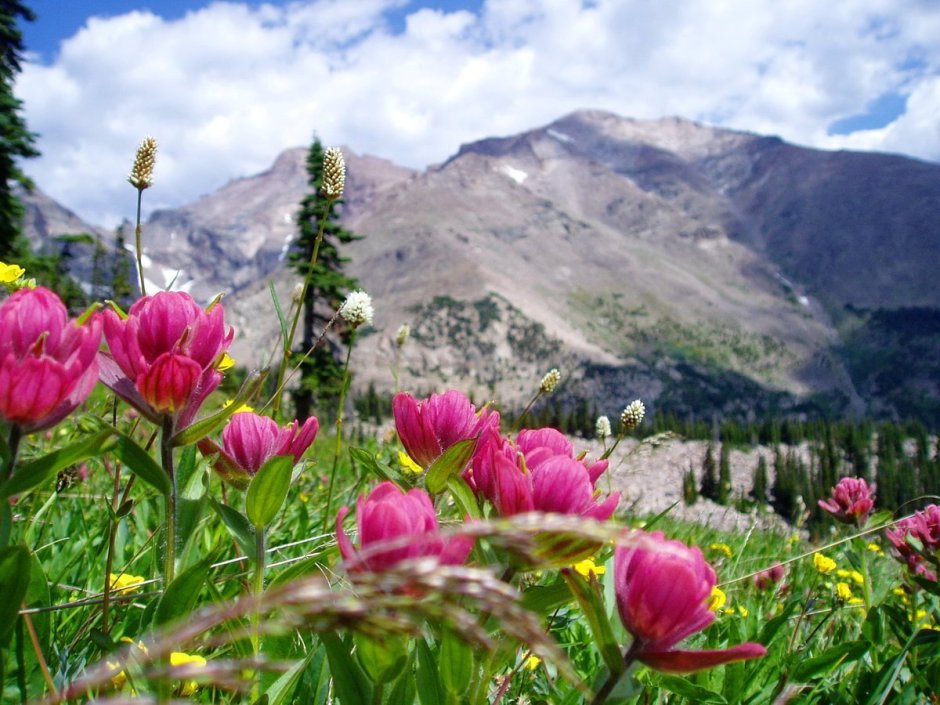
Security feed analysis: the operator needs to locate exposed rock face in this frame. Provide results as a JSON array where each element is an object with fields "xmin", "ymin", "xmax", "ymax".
[{"xmin": 21, "ymin": 110, "xmax": 940, "ymax": 421}]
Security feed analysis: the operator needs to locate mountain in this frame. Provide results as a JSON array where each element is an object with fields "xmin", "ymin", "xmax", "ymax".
[{"xmin": 22, "ymin": 110, "xmax": 940, "ymax": 423}]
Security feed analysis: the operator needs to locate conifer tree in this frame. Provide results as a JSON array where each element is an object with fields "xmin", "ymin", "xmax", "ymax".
[
  {"xmin": 0, "ymin": 0, "xmax": 39, "ymax": 259},
  {"xmin": 751, "ymin": 455, "xmax": 769, "ymax": 504},
  {"xmin": 717, "ymin": 442, "xmax": 732, "ymax": 505},
  {"xmin": 289, "ymin": 138, "xmax": 361, "ymax": 421},
  {"xmin": 700, "ymin": 443, "xmax": 719, "ymax": 501}
]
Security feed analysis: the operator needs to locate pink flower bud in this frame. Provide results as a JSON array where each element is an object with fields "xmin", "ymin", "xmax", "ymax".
[
  {"xmin": 100, "ymin": 291, "xmax": 233, "ymax": 431},
  {"xmin": 818, "ymin": 477, "xmax": 875, "ymax": 525},
  {"xmin": 753, "ymin": 563, "xmax": 786, "ymax": 591},
  {"xmin": 336, "ymin": 481, "xmax": 473, "ymax": 573},
  {"xmin": 886, "ymin": 504, "xmax": 940, "ymax": 582},
  {"xmin": 198, "ymin": 412, "xmax": 319, "ymax": 489},
  {"xmin": 0, "ymin": 287, "xmax": 101, "ymax": 432},
  {"xmin": 614, "ymin": 531, "xmax": 767, "ymax": 673},
  {"xmin": 393, "ymin": 390, "xmax": 498, "ymax": 469}
]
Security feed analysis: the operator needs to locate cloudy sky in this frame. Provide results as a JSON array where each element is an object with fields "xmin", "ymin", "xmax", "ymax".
[{"xmin": 16, "ymin": 0, "xmax": 940, "ymax": 227}]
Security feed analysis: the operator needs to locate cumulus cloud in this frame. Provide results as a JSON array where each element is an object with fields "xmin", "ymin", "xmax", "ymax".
[{"xmin": 16, "ymin": 0, "xmax": 940, "ymax": 226}]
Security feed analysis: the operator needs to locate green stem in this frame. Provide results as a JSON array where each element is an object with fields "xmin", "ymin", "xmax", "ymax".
[
  {"xmin": 515, "ymin": 390, "xmax": 543, "ymax": 431},
  {"xmin": 161, "ymin": 416, "xmax": 176, "ymax": 586},
  {"xmin": 4, "ymin": 424, "xmax": 22, "ymax": 482},
  {"xmin": 372, "ymin": 682, "xmax": 385, "ymax": 705},
  {"xmin": 102, "ymin": 460, "xmax": 123, "ymax": 634},
  {"xmin": 322, "ymin": 331, "xmax": 355, "ymax": 534},
  {"xmin": 590, "ymin": 647, "xmax": 637, "ymax": 705},
  {"xmin": 134, "ymin": 188, "xmax": 147, "ymax": 297},
  {"xmin": 251, "ymin": 526, "xmax": 266, "ymax": 699},
  {"xmin": 856, "ymin": 535, "xmax": 873, "ymax": 613},
  {"xmin": 273, "ymin": 202, "xmax": 332, "ymax": 418}
]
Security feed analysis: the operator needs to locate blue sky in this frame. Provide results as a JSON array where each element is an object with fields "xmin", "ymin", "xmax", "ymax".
[{"xmin": 14, "ymin": 0, "xmax": 940, "ymax": 226}]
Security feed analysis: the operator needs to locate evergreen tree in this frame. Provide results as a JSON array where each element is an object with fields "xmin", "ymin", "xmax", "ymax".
[
  {"xmin": 751, "ymin": 455, "xmax": 769, "ymax": 504},
  {"xmin": 0, "ymin": 0, "xmax": 39, "ymax": 259},
  {"xmin": 700, "ymin": 443, "xmax": 719, "ymax": 501},
  {"xmin": 682, "ymin": 463, "xmax": 698, "ymax": 506},
  {"xmin": 717, "ymin": 442, "xmax": 732, "ymax": 505},
  {"xmin": 289, "ymin": 138, "xmax": 362, "ymax": 422}
]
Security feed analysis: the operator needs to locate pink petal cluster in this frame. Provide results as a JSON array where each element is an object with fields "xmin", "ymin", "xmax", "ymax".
[
  {"xmin": 198, "ymin": 412, "xmax": 319, "ymax": 489},
  {"xmin": 467, "ymin": 426, "xmax": 619, "ymax": 520},
  {"xmin": 336, "ymin": 481, "xmax": 473, "ymax": 573},
  {"xmin": 753, "ymin": 563, "xmax": 786, "ymax": 591},
  {"xmin": 614, "ymin": 530, "xmax": 767, "ymax": 673},
  {"xmin": 818, "ymin": 477, "xmax": 876, "ymax": 525},
  {"xmin": 885, "ymin": 504, "xmax": 940, "ymax": 582},
  {"xmin": 99, "ymin": 292, "xmax": 233, "ymax": 430},
  {"xmin": 0, "ymin": 287, "xmax": 101, "ymax": 432},
  {"xmin": 393, "ymin": 390, "xmax": 498, "ymax": 468}
]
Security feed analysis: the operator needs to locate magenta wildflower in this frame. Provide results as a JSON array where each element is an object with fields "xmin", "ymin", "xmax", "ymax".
[
  {"xmin": 0, "ymin": 287, "xmax": 101, "ymax": 433},
  {"xmin": 336, "ymin": 481, "xmax": 473, "ymax": 573},
  {"xmin": 99, "ymin": 291, "xmax": 233, "ymax": 431},
  {"xmin": 614, "ymin": 531, "xmax": 767, "ymax": 673},
  {"xmin": 818, "ymin": 477, "xmax": 876, "ymax": 526},
  {"xmin": 393, "ymin": 390, "xmax": 498, "ymax": 469},
  {"xmin": 753, "ymin": 563, "xmax": 786, "ymax": 591},
  {"xmin": 198, "ymin": 411, "xmax": 319, "ymax": 489},
  {"xmin": 886, "ymin": 504, "xmax": 940, "ymax": 582}
]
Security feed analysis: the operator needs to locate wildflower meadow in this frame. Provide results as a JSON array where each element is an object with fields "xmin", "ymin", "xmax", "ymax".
[{"xmin": 1, "ymin": 140, "xmax": 939, "ymax": 705}]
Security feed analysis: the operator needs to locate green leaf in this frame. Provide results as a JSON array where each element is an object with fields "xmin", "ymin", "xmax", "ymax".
[
  {"xmin": 563, "ymin": 570, "xmax": 624, "ymax": 677},
  {"xmin": 0, "ymin": 429, "xmax": 114, "ymax": 500},
  {"xmin": 25, "ymin": 552, "xmax": 51, "ymax": 652},
  {"xmin": 387, "ymin": 660, "xmax": 417, "ymax": 705},
  {"xmin": 354, "ymin": 632, "xmax": 408, "ymax": 684},
  {"xmin": 246, "ymin": 455, "xmax": 295, "ymax": 528},
  {"xmin": 446, "ymin": 475, "xmax": 481, "ymax": 519},
  {"xmin": 111, "ymin": 432, "xmax": 171, "ymax": 496},
  {"xmin": 0, "ymin": 502, "xmax": 10, "ymax": 548},
  {"xmin": 522, "ymin": 578, "xmax": 574, "ymax": 615},
  {"xmin": 264, "ymin": 650, "xmax": 317, "ymax": 705},
  {"xmin": 154, "ymin": 557, "xmax": 210, "ymax": 627},
  {"xmin": 415, "ymin": 638, "xmax": 446, "ymax": 705},
  {"xmin": 658, "ymin": 676, "xmax": 728, "ymax": 704},
  {"xmin": 349, "ymin": 446, "xmax": 393, "ymax": 483},
  {"xmin": 171, "ymin": 369, "xmax": 267, "ymax": 447},
  {"xmin": 791, "ymin": 640, "xmax": 869, "ymax": 681},
  {"xmin": 0, "ymin": 546, "xmax": 31, "ymax": 641},
  {"xmin": 426, "ymin": 438, "xmax": 477, "ymax": 494},
  {"xmin": 210, "ymin": 498, "xmax": 257, "ymax": 561},
  {"xmin": 440, "ymin": 629, "xmax": 474, "ymax": 697},
  {"xmin": 269, "ymin": 281, "xmax": 289, "ymax": 353},
  {"xmin": 321, "ymin": 632, "xmax": 374, "ymax": 705}
]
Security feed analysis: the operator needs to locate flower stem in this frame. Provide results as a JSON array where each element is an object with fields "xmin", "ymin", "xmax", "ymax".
[
  {"xmin": 515, "ymin": 390, "xmax": 544, "ymax": 431},
  {"xmin": 161, "ymin": 416, "xmax": 177, "ymax": 586},
  {"xmin": 322, "ymin": 331, "xmax": 355, "ymax": 534},
  {"xmin": 4, "ymin": 424, "xmax": 22, "ymax": 482},
  {"xmin": 251, "ymin": 526, "xmax": 266, "ymax": 699},
  {"xmin": 590, "ymin": 647, "xmax": 637, "ymax": 705},
  {"xmin": 134, "ymin": 188, "xmax": 147, "ymax": 297},
  {"xmin": 22, "ymin": 603, "xmax": 58, "ymax": 701}
]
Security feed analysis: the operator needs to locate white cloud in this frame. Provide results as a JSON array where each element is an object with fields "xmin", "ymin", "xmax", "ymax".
[{"xmin": 16, "ymin": 0, "xmax": 940, "ymax": 227}]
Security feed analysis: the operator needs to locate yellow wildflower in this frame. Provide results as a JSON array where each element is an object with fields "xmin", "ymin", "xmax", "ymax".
[
  {"xmin": 737, "ymin": 605, "xmax": 749, "ymax": 617},
  {"xmin": 110, "ymin": 572, "xmax": 146, "ymax": 593},
  {"xmin": 572, "ymin": 558, "xmax": 606, "ymax": 578},
  {"xmin": 222, "ymin": 399, "xmax": 254, "ymax": 414},
  {"xmin": 707, "ymin": 586, "xmax": 727, "ymax": 612},
  {"xmin": 398, "ymin": 451, "xmax": 424, "ymax": 475},
  {"xmin": 836, "ymin": 569, "xmax": 864, "ymax": 586},
  {"xmin": 813, "ymin": 553, "xmax": 837, "ymax": 574},
  {"xmin": 170, "ymin": 652, "xmax": 207, "ymax": 697},
  {"xmin": 836, "ymin": 582, "xmax": 854, "ymax": 601},
  {"xmin": 217, "ymin": 352, "xmax": 236, "ymax": 371},
  {"xmin": 524, "ymin": 655, "xmax": 541, "ymax": 671},
  {"xmin": 0, "ymin": 261, "xmax": 25, "ymax": 283},
  {"xmin": 709, "ymin": 543, "xmax": 733, "ymax": 558},
  {"xmin": 866, "ymin": 542, "xmax": 883, "ymax": 554}
]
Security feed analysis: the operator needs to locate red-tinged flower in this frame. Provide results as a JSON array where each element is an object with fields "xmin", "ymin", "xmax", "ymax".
[
  {"xmin": 468, "ymin": 428, "xmax": 619, "ymax": 520},
  {"xmin": 99, "ymin": 291, "xmax": 233, "ymax": 431},
  {"xmin": 393, "ymin": 390, "xmax": 498, "ymax": 468},
  {"xmin": 753, "ymin": 563, "xmax": 786, "ymax": 591},
  {"xmin": 0, "ymin": 287, "xmax": 101, "ymax": 432},
  {"xmin": 198, "ymin": 411, "xmax": 319, "ymax": 489},
  {"xmin": 336, "ymin": 481, "xmax": 473, "ymax": 573},
  {"xmin": 614, "ymin": 531, "xmax": 767, "ymax": 673},
  {"xmin": 886, "ymin": 504, "xmax": 940, "ymax": 582},
  {"xmin": 818, "ymin": 477, "xmax": 876, "ymax": 526}
]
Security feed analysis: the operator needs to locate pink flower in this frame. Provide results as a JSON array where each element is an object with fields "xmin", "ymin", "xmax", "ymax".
[
  {"xmin": 614, "ymin": 531, "xmax": 767, "ymax": 673},
  {"xmin": 198, "ymin": 412, "xmax": 319, "ymax": 489},
  {"xmin": 753, "ymin": 563, "xmax": 786, "ymax": 591},
  {"xmin": 0, "ymin": 287, "xmax": 101, "ymax": 432},
  {"xmin": 886, "ymin": 504, "xmax": 940, "ymax": 582},
  {"xmin": 393, "ymin": 390, "xmax": 498, "ymax": 468},
  {"xmin": 336, "ymin": 481, "xmax": 473, "ymax": 573},
  {"xmin": 99, "ymin": 291, "xmax": 233, "ymax": 431},
  {"xmin": 468, "ymin": 427, "xmax": 619, "ymax": 520},
  {"xmin": 818, "ymin": 477, "xmax": 876, "ymax": 525}
]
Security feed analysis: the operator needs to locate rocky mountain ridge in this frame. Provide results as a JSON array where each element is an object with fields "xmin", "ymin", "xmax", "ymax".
[{"xmin": 21, "ymin": 109, "xmax": 940, "ymax": 422}]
